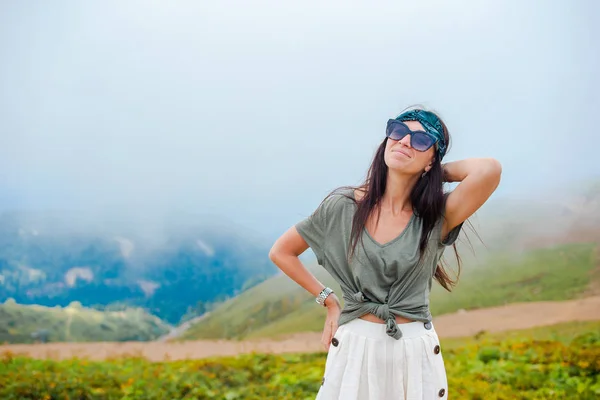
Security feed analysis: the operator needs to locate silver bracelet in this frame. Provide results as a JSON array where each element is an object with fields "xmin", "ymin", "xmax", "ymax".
[{"xmin": 316, "ymin": 287, "xmax": 334, "ymax": 307}]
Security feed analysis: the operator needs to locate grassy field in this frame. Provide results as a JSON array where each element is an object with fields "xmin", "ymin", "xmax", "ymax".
[
  {"xmin": 181, "ymin": 242, "xmax": 599, "ymax": 340},
  {"xmin": 1, "ymin": 321, "xmax": 598, "ymax": 399},
  {"xmin": 0, "ymin": 300, "xmax": 170, "ymax": 343}
]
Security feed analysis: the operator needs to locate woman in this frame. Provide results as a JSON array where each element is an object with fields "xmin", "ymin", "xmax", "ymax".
[{"xmin": 269, "ymin": 106, "xmax": 501, "ymax": 399}]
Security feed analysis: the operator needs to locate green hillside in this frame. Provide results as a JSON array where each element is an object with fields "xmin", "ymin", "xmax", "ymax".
[
  {"xmin": 0, "ymin": 300, "xmax": 170, "ymax": 343},
  {"xmin": 429, "ymin": 241, "xmax": 598, "ymax": 314},
  {"xmin": 179, "ymin": 265, "xmax": 341, "ymax": 341},
  {"xmin": 180, "ymin": 242, "xmax": 599, "ymax": 341}
]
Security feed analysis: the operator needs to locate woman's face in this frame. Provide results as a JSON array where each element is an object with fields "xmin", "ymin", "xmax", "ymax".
[{"xmin": 384, "ymin": 120, "xmax": 436, "ymax": 175}]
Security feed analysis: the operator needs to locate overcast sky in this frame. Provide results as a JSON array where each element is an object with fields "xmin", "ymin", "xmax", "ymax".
[{"xmin": 1, "ymin": 0, "xmax": 598, "ymax": 240}]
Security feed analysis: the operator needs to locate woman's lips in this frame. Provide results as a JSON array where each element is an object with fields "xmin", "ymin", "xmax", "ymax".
[{"xmin": 392, "ymin": 148, "xmax": 411, "ymax": 158}]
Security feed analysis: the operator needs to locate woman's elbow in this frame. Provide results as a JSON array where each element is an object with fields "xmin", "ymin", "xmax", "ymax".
[
  {"xmin": 483, "ymin": 158, "xmax": 502, "ymax": 182},
  {"xmin": 268, "ymin": 243, "xmax": 281, "ymax": 263},
  {"xmin": 269, "ymin": 240, "xmax": 290, "ymax": 264},
  {"xmin": 269, "ymin": 227, "xmax": 307, "ymax": 263}
]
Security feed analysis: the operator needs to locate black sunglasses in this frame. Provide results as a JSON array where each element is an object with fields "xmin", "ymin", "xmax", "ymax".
[{"xmin": 386, "ymin": 119, "xmax": 438, "ymax": 152}]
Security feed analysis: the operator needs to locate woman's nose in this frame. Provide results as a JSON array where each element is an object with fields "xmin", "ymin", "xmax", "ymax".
[{"xmin": 399, "ymin": 133, "xmax": 412, "ymax": 147}]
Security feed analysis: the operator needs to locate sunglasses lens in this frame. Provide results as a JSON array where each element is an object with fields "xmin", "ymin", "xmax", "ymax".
[
  {"xmin": 411, "ymin": 132, "xmax": 435, "ymax": 151},
  {"xmin": 387, "ymin": 122, "xmax": 410, "ymax": 141}
]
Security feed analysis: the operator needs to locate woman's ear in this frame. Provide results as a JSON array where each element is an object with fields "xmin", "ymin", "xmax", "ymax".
[
  {"xmin": 424, "ymin": 159, "xmax": 434, "ymax": 172},
  {"xmin": 424, "ymin": 154, "xmax": 437, "ymax": 172}
]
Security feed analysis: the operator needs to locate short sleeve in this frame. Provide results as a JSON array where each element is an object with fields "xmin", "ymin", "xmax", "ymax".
[
  {"xmin": 441, "ymin": 222, "xmax": 463, "ymax": 246},
  {"xmin": 295, "ymin": 195, "xmax": 335, "ymax": 265},
  {"xmin": 438, "ymin": 191, "xmax": 464, "ymax": 247}
]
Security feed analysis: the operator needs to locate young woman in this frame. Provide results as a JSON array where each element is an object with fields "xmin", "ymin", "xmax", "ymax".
[{"xmin": 269, "ymin": 106, "xmax": 501, "ymax": 399}]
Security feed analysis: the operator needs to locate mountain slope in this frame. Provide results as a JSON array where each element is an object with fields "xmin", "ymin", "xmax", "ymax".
[
  {"xmin": 0, "ymin": 210, "xmax": 276, "ymax": 324},
  {"xmin": 179, "ymin": 265, "xmax": 342, "ymax": 340},
  {"xmin": 0, "ymin": 299, "xmax": 170, "ymax": 343}
]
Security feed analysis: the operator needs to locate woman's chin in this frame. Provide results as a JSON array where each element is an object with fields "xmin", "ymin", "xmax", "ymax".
[
  {"xmin": 386, "ymin": 162, "xmax": 421, "ymax": 177},
  {"xmin": 386, "ymin": 159, "xmax": 410, "ymax": 171}
]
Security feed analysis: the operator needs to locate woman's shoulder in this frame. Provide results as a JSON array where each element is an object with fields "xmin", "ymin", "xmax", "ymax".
[
  {"xmin": 331, "ymin": 185, "xmax": 369, "ymax": 201},
  {"xmin": 327, "ymin": 186, "xmax": 358, "ymax": 205},
  {"xmin": 316, "ymin": 186, "xmax": 357, "ymax": 216}
]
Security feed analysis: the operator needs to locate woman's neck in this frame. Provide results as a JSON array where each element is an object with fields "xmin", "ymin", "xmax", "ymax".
[{"xmin": 381, "ymin": 171, "xmax": 418, "ymax": 216}]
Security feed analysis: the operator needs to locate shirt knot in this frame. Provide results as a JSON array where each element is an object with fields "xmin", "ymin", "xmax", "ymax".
[
  {"xmin": 374, "ymin": 303, "xmax": 402, "ymax": 339},
  {"xmin": 373, "ymin": 302, "xmax": 389, "ymax": 317},
  {"xmin": 385, "ymin": 315, "xmax": 402, "ymax": 339},
  {"xmin": 347, "ymin": 291, "xmax": 402, "ymax": 340}
]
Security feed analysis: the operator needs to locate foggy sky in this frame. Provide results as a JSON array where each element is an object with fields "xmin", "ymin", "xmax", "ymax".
[{"xmin": 1, "ymin": 0, "xmax": 598, "ymax": 241}]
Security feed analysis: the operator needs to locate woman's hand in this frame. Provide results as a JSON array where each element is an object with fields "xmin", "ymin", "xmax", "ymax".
[{"xmin": 321, "ymin": 294, "xmax": 342, "ymax": 351}]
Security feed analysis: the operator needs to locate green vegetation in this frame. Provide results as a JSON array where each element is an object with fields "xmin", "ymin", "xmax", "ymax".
[
  {"xmin": 182, "ymin": 242, "xmax": 599, "ymax": 340},
  {"xmin": 0, "ymin": 300, "xmax": 170, "ymax": 343},
  {"xmin": 442, "ymin": 320, "xmax": 600, "ymax": 351},
  {"xmin": 1, "ymin": 322, "xmax": 599, "ymax": 399}
]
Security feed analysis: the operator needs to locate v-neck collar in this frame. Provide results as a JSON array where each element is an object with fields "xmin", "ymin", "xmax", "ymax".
[
  {"xmin": 363, "ymin": 213, "xmax": 415, "ymax": 248},
  {"xmin": 350, "ymin": 189, "xmax": 416, "ymax": 248}
]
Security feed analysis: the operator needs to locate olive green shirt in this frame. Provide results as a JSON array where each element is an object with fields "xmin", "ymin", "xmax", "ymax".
[{"xmin": 296, "ymin": 189, "xmax": 462, "ymax": 339}]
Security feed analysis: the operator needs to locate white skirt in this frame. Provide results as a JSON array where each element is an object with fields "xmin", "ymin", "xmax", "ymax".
[{"xmin": 315, "ymin": 318, "xmax": 448, "ymax": 400}]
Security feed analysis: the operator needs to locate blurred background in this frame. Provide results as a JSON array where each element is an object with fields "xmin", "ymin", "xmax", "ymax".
[{"xmin": 1, "ymin": 1, "xmax": 599, "ymax": 399}]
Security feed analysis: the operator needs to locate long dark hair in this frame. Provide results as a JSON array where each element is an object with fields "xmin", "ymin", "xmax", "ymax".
[{"xmin": 326, "ymin": 107, "xmax": 463, "ymax": 291}]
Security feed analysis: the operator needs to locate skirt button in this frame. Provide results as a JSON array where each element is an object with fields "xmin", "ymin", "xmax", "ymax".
[
  {"xmin": 331, "ymin": 337, "xmax": 339, "ymax": 347},
  {"xmin": 438, "ymin": 388, "xmax": 446, "ymax": 397},
  {"xmin": 424, "ymin": 322, "xmax": 432, "ymax": 330},
  {"xmin": 434, "ymin": 345, "xmax": 441, "ymax": 354}
]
